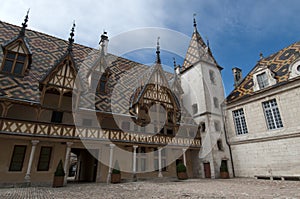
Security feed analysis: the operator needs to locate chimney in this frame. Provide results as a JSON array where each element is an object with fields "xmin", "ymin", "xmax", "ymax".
[
  {"xmin": 232, "ymin": 67, "xmax": 242, "ymax": 88},
  {"xmin": 99, "ymin": 31, "xmax": 109, "ymax": 55}
]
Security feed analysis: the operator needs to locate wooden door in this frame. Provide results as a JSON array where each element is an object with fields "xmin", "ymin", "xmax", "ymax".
[{"xmin": 204, "ymin": 162, "xmax": 211, "ymax": 178}]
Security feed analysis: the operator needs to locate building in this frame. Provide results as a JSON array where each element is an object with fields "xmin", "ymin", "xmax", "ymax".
[
  {"xmin": 0, "ymin": 13, "xmax": 232, "ymax": 187},
  {"xmin": 225, "ymin": 41, "xmax": 300, "ymax": 179}
]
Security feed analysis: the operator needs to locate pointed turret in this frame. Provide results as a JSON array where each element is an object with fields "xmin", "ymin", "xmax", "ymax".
[{"xmin": 182, "ymin": 14, "xmax": 220, "ymax": 72}]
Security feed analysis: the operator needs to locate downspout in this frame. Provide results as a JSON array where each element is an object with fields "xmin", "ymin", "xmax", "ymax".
[{"xmin": 221, "ymin": 101, "xmax": 235, "ymax": 177}]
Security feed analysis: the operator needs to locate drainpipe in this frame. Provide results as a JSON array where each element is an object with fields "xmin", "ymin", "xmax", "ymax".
[{"xmin": 221, "ymin": 102, "xmax": 235, "ymax": 177}]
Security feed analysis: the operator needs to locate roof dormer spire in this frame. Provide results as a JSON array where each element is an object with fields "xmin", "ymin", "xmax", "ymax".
[
  {"xmin": 19, "ymin": 9, "xmax": 30, "ymax": 37},
  {"xmin": 156, "ymin": 37, "xmax": 161, "ymax": 64},
  {"xmin": 67, "ymin": 21, "xmax": 75, "ymax": 53},
  {"xmin": 193, "ymin": 13, "xmax": 197, "ymax": 32}
]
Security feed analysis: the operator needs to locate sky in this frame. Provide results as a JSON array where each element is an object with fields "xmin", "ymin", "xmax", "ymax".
[{"xmin": 1, "ymin": 0, "xmax": 300, "ymax": 95}]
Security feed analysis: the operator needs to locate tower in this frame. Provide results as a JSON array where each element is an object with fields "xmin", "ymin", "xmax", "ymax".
[{"xmin": 180, "ymin": 16, "xmax": 233, "ymax": 178}]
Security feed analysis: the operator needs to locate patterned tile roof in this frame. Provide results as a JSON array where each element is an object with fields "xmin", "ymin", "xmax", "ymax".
[
  {"xmin": 0, "ymin": 21, "xmax": 195, "ymax": 125},
  {"xmin": 226, "ymin": 41, "xmax": 300, "ymax": 103},
  {"xmin": 181, "ymin": 30, "xmax": 219, "ymax": 73}
]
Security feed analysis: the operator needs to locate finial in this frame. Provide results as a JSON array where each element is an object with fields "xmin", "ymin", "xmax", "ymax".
[
  {"xmin": 193, "ymin": 13, "xmax": 197, "ymax": 31},
  {"xmin": 173, "ymin": 57, "xmax": 177, "ymax": 69},
  {"xmin": 67, "ymin": 21, "xmax": 75, "ymax": 52},
  {"xmin": 206, "ymin": 37, "xmax": 210, "ymax": 48},
  {"xmin": 19, "ymin": 9, "xmax": 30, "ymax": 37},
  {"xmin": 99, "ymin": 30, "xmax": 108, "ymax": 44},
  {"xmin": 259, "ymin": 52, "xmax": 264, "ymax": 60},
  {"xmin": 156, "ymin": 37, "xmax": 161, "ymax": 64}
]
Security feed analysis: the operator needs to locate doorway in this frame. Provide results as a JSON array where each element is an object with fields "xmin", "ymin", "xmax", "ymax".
[
  {"xmin": 70, "ymin": 148, "xmax": 98, "ymax": 182},
  {"xmin": 203, "ymin": 162, "xmax": 211, "ymax": 178}
]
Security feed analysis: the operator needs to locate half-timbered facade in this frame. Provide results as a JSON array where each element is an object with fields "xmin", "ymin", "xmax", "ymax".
[{"xmin": 0, "ymin": 14, "xmax": 231, "ymax": 187}]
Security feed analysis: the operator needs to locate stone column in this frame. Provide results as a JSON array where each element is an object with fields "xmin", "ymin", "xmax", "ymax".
[
  {"xmin": 64, "ymin": 142, "xmax": 73, "ymax": 184},
  {"xmin": 106, "ymin": 144, "xmax": 115, "ymax": 184},
  {"xmin": 158, "ymin": 148, "xmax": 163, "ymax": 178},
  {"xmin": 132, "ymin": 145, "xmax": 138, "ymax": 181},
  {"xmin": 24, "ymin": 140, "xmax": 39, "ymax": 182},
  {"xmin": 182, "ymin": 148, "xmax": 187, "ymax": 166}
]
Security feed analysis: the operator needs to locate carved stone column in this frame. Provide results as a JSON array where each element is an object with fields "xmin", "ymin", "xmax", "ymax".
[{"xmin": 132, "ymin": 145, "xmax": 138, "ymax": 181}]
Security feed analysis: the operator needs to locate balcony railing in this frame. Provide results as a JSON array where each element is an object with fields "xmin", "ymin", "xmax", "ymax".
[{"xmin": 0, "ymin": 118, "xmax": 201, "ymax": 147}]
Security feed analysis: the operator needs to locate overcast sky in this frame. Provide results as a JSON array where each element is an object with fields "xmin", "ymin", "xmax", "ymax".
[{"xmin": 1, "ymin": 0, "xmax": 300, "ymax": 95}]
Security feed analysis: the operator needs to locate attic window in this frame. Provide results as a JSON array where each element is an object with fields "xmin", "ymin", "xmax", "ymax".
[
  {"xmin": 257, "ymin": 72, "xmax": 269, "ymax": 89},
  {"xmin": 1, "ymin": 51, "xmax": 27, "ymax": 75}
]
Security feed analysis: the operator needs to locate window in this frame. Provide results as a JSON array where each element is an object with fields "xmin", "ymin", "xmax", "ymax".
[
  {"xmin": 192, "ymin": 104, "xmax": 198, "ymax": 115},
  {"xmin": 217, "ymin": 140, "xmax": 223, "ymax": 151},
  {"xmin": 37, "ymin": 147, "xmax": 52, "ymax": 171},
  {"xmin": 200, "ymin": 122, "xmax": 206, "ymax": 133},
  {"xmin": 99, "ymin": 74, "xmax": 108, "ymax": 93},
  {"xmin": 262, "ymin": 99, "xmax": 283, "ymax": 130},
  {"xmin": 1, "ymin": 51, "xmax": 27, "ymax": 75},
  {"xmin": 9, "ymin": 145, "xmax": 27, "ymax": 171},
  {"xmin": 233, "ymin": 109, "xmax": 248, "ymax": 135},
  {"xmin": 214, "ymin": 120, "xmax": 221, "ymax": 132},
  {"xmin": 213, "ymin": 97, "xmax": 219, "ymax": 109},
  {"xmin": 257, "ymin": 72, "xmax": 269, "ymax": 89},
  {"xmin": 209, "ymin": 70, "xmax": 216, "ymax": 84},
  {"xmin": 51, "ymin": 111, "xmax": 63, "ymax": 123}
]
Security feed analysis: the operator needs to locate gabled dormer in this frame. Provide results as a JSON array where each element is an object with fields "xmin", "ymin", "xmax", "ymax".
[
  {"xmin": 39, "ymin": 23, "xmax": 78, "ymax": 110},
  {"xmin": 1, "ymin": 11, "xmax": 32, "ymax": 76},
  {"xmin": 129, "ymin": 38, "xmax": 181, "ymax": 129},
  {"xmin": 252, "ymin": 63, "xmax": 277, "ymax": 92},
  {"xmin": 87, "ymin": 31, "xmax": 110, "ymax": 93}
]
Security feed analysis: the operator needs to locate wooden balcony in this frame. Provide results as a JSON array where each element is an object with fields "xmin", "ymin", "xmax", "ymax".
[{"xmin": 0, "ymin": 118, "xmax": 201, "ymax": 147}]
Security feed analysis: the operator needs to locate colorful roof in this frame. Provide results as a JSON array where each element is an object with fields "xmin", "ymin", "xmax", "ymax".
[
  {"xmin": 0, "ymin": 21, "xmax": 195, "ymax": 125},
  {"xmin": 227, "ymin": 41, "xmax": 300, "ymax": 103}
]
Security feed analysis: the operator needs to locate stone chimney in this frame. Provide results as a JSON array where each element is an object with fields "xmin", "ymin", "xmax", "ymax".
[
  {"xmin": 99, "ymin": 31, "xmax": 109, "ymax": 55},
  {"xmin": 232, "ymin": 67, "xmax": 242, "ymax": 88}
]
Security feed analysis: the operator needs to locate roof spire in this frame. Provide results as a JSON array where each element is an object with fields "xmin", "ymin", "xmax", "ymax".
[
  {"xmin": 173, "ymin": 57, "xmax": 177, "ymax": 69},
  {"xmin": 193, "ymin": 13, "xmax": 197, "ymax": 32},
  {"xmin": 156, "ymin": 36, "xmax": 161, "ymax": 64},
  {"xmin": 259, "ymin": 52, "xmax": 264, "ymax": 60},
  {"xmin": 19, "ymin": 9, "xmax": 30, "ymax": 37},
  {"xmin": 67, "ymin": 21, "xmax": 75, "ymax": 53}
]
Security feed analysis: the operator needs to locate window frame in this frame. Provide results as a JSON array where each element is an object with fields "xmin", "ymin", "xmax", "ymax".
[
  {"xmin": 232, "ymin": 108, "xmax": 248, "ymax": 135},
  {"xmin": 257, "ymin": 72, "xmax": 269, "ymax": 89},
  {"xmin": 37, "ymin": 146, "xmax": 52, "ymax": 171},
  {"xmin": 9, "ymin": 145, "xmax": 27, "ymax": 172},
  {"xmin": 262, "ymin": 99, "xmax": 283, "ymax": 130},
  {"xmin": 1, "ymin": 50, "xmax": 27, "ymax": 76}
]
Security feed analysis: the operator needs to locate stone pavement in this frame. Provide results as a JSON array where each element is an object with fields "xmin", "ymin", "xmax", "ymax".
[{"xmin": 0, "ymin": 178, "xmax": 300, "ymax": 199}]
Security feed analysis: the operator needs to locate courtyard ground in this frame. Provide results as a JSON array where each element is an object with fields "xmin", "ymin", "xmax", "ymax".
[{"xmin": 0, "ymin": 178, "xmax": 300, "ymax": 199}]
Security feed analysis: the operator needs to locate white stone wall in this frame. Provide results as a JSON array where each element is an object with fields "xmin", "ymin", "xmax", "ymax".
[
  {"xmin": 232, "ymin": 137, "xmax": 300, "ymax": 177},
  {"xmin": 226, "ymin": 80, "xmax": 300, "ymax": 177},
  {"xmin": 182, "ymin": 61, "xmax": 233, "ymax": 178}
]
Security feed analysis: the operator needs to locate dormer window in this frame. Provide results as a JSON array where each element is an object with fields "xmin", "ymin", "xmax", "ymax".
[
  {"xmin": 289, "ymin": 59, "xmax": 300, "ymax": 79},
  {"xmin": 2, "ymin": 51, "xmax": 27, "ymax": 75},
  {"xmin": 257, "ymin": 72, "xmax": 269, "ymax": 89},
  {"xmin": 253, "ymin": 68, "xmax": 276, "ymax": 92},
  {"xmin": 1, "ymin": 40, "xmax": 31, "ymax": 76}
]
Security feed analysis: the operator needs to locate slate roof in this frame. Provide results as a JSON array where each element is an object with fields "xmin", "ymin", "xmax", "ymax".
[{"xmin": 226, "ymin": 41, "xmax": 300, "ymax": 103}]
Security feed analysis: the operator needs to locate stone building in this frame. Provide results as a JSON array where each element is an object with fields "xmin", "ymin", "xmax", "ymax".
[
  {"xmin": 225, "ymin": 41, "xmax": 300, "ymax": 179},
  {"xmin": 0, "ymin": 13, "xmax": 232, "ymax": 187}
]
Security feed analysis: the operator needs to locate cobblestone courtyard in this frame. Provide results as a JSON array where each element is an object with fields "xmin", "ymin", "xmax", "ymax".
[{"xmin": 0, "ymin": 178, "xmax": 300, "ymax": 199}]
